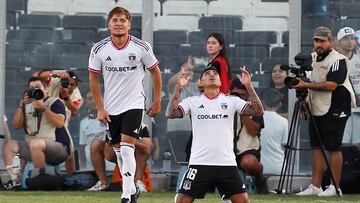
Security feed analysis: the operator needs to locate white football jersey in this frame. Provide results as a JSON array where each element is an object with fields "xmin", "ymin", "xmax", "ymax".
[
  {"xmin": 179, "ymin": 93, "xmax": 249, "ymax": 166},
  {"xmin": 88, "ymin": 35, "xmax": 158, "ymax": 115}
]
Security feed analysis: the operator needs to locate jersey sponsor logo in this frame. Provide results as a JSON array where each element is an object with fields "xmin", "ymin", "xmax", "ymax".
[
  {"xmin": 106, "ymin": 56, "xmax": 112, "ymax": 61},
  {"xmin": 197, "ymin": 114, "xmax": 228, "ymax": 120},
  {"xmin": 104, "ymin": 66, "xmax": 137, "ymax": 72},
  {"xmin": 198, "ymin": 104, "xmax": 204, "ymax": 108}
]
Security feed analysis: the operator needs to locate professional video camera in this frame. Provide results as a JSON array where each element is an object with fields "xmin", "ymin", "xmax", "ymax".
[
  {"xmin": 27, "ymin": 88, "xmax": 44, "ymax": 100},
  {"xmin": 280, "ymin": 53, "xmax": 313, "ymax": 87},
  {"xmin": 280, "ymin": 53, "xmax": 313, "ymax": 100}
]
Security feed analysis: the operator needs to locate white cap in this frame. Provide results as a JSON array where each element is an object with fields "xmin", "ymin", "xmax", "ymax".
[{"xmin": 337, "ymin": 27, "xmax": 355, "ymax": 40}]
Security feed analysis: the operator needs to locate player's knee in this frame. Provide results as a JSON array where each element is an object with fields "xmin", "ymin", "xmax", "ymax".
[
  {"xmin": 90, "ymin": 139, "xmax": 104, "ymax": 153},
  {"xmin": 175, "ymin": 193, "xmax": 193, "ymax": 203}
]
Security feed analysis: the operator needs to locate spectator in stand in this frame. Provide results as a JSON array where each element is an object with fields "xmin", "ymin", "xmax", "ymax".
[
  {"xmin": 79, "ymin": 92, "xmax": 109, "ymax": 170},
  {"xmin": 260, "ymin": 88, "xmax": 288, "ymax": 175},
  {"xmin": 336, "ymin": 27, "xmax": 360, "ymax": 144},
  {"xmin": 263, "ymin": 64, "xmax": 288, "ymax": 118},
  {"xmin": 205, "ymin": 33, "xmax": 232, "ymax": 94}
]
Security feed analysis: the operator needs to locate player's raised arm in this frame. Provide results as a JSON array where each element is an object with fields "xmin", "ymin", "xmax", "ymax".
[
  {"xmin": 238, "ymin": 66, "xmax": 264, "ymax": 117},
  {"xmin": 166, "ymin": 68, "xmax": 191, "ymax": 119}
]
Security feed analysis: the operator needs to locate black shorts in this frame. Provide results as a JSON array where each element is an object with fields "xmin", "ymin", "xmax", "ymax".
[
  {"xmin": 309, "ymin": 114, "xmax": 348, "ymax": 151},
  {"xmin": 178, "ymin": 165, "xmax": 247, "ymax": 199},
  {"xmin": 108, "ymin": 109, "xmax": 143, "ymax": 144},
  {"xmin": 236, "ymin": 149, "xmax": 261, "ymax": 170},
  {"xmin": 139, "ymin": 126, "xmax": 150, "ymax": 138}
]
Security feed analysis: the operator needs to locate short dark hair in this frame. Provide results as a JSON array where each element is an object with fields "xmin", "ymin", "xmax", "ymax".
[
  {"xmin": 107, "ymin": 6, "xmax": 132, "ymax": 24},
  {"xmin": 28, "ymin": 76, "xmax": 46, "ymax": 86},
  {"xmin": 262, "ymin": 88, "xmax": 282, "ymax": 108}
]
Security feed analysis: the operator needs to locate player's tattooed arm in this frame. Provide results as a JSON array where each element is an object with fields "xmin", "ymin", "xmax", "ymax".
[
  {"xmin": 167, "ymin": 69, "xmax": 191, "ymax": 118},
  {"xmin": 166, "ymin": 86, "xmax": 183, "ymax": 118},
  {"xmin": 243, "ymin": 84, "xmax": 264, "ymax": 117}
]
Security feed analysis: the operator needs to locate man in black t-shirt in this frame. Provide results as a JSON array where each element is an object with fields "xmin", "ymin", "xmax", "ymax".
[{"xmin": 294, "ymin": 27, "xmax": 355, "ymax": 197}]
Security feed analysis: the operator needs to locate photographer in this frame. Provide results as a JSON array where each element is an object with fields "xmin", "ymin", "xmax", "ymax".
[
  {"xmin": 231, "ymin": 78, "xmax": 267, "ymax": 194},
  {"xmin": 3, "ymin": 77, "xmax": 74, "ymax": 189},
  {"xmin": 34, "ymin": 69, "xmax": 83, "ymax": 117},
  {"xmin": 294, "ymin": 27, "xmax": 356, "ymax": 197}
]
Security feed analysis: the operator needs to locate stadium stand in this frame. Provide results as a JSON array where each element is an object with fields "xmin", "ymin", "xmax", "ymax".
[
  {"xmin": 271, "ymin": 47, "xmax": 289, "ymax": 58},
  {"xmin": 18, "ymin": 14, "xmax": 61, "ymax": 30},
  {"xmin": 302, "ymin": 16, "xmax": 335, "ymax": 30},
  {"xmin": 53, "ymin": 29, "xmax": 96, "ymax": 44},
  {"xmin": 329, "ymin": 2, "xmax": 360, "ymax": 19},
  {"xmin": 6, "ymin": 0, "xmax": 27, "ymax": 14},
  {"xmin": 243, "ymin": 17, "xmax": 288, "ymax": 32},
  {"xmin": 153, "ymin": 44, "xmax": 180, "ymax": 56},
  {"xmin": 208, "ymin": 0, "xmax": 250, "ymax": 16},
  {"xmin": 154, "ymin": 16, "xmax": 199, "ymax": 31},
  {"xmin": 188, "ymin": 30, "xmax": 232, "ymax": 45},
  {"xmin": 334, "ymin": 18, "xmax": 360, "ymax": 31},
  {"xmin": 62, "ymin": 15, "xmax": 106, "ymax": 30},
  {"xmin": 6, "ymin": 12, "xmax": 16, "ymax": 29},
  {"xmin": 162, "ymin": 0, "xmax": 207, "ymax": 16},
  {"xmin": 132, "ymin": 15, "xmax": 142, "ymax": 30},
  {"xmin": 154, "ymin": 30, "xmax": 187, "ymax": 44},
  {"xmin": 6, "ymin": 29, "xmax": 53, "ymax": 43},
  {"xmin": 198, "ymin": 16, "xmax": 242, "ymax": 31},
  {"xmin": 232, "ymin": 31, "xmax": 277, "ymax": 45},
  {"xmin": 177, "ymin": 45, "xmax": 207, "ymax": 57},
  {"xmin": 234, "ymin": 45, "xmax": 269, "ymax": 60}
]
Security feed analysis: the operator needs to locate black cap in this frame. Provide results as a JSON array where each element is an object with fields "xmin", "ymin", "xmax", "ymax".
[
  {"xmin": 67, "ymin": 70, "xmax": 82, "ymax": 82},
  {"xmin": 200, "ymin": 66, "xmax": 218, "ymax": 79},
  {"xmin": 230, "ymin": 78, "xmax": 246, "ymax": 91}
]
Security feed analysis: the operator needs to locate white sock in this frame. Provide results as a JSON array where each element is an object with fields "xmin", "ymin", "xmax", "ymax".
[
  {"xmin": 120, "ymin": 142, "xmax": 136, "ymax": 199},
  {"xmin": 114, "ymin": 147, "xmax": 123, "ymax": 172},
  {"xmin": 6, "ymin": 155, "xmax": 21, "ymax": 181}
]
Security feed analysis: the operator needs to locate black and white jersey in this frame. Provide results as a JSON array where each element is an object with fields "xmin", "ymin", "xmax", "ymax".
[
  {"xmin": 179, "ymin": 93, "xmax": 249, "ymax": 166},
  {"xmin": 88, "ymin": 35, "xmax": 158, "ymax": 115}
]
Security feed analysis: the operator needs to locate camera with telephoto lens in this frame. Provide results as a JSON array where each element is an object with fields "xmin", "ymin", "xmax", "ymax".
[
  {"xmin": 27, "ymin": 88, "xmax": 44, "ymax": 100},
  {"xmin": 60, "ymin": 78, "xmax": 70, "ymax": 88},
  {"xmin": 280, "ymin": 53, "xmax": 313, "ymax": 100}
]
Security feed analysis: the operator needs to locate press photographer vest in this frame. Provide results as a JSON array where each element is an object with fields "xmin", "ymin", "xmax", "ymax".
[
  {"xmin": 234, "ymin": 114, "xmax": 260, "ymax": 155},
  {"xmin": 24, "ymin": 97, "xmax": 74, "ymax": 153},
  {"xmin": 310, "ymin": 50, "xmax": 356, "ymax": 116}
]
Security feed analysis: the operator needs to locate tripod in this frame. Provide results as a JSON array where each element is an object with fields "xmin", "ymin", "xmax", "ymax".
[{"xmin": 276, "ymin": 91, "xmax": 340, "ymax": 196}]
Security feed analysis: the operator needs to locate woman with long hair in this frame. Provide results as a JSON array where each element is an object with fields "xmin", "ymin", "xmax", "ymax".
[{"xmin": 206, "ymin": 33, "xmax": 232, "ymax": 94}]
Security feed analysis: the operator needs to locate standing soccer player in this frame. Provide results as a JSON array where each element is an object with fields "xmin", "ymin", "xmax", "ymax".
[
  {"xmin": 88, "ymin": 7, "xmax": 162, "ymax": 203},
  {"xmin": 167, "ymin": 66, "xmax": 263, "ymax": 203}
]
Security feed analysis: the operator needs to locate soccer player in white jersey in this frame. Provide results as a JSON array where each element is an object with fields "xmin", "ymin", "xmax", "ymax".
[
  {"xmin": 167, "ymin": 66, "xmax": 264, "ymax": 203},
  {"xmin": 88, "ymin": 7, "xmax": 162, "ymax": 203}
]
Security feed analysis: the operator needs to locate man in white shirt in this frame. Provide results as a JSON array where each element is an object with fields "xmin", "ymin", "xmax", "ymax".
[
  {"xmin": 336, "ymin": 27, "xmax": 360, "ymax": 144},
  {"xmin": 88, "ymin": 6, "xmax": 162, "ymax": 203},
  {"xmin": 260, "ymin": 88, "xmax": 288, "ymax": 175},
  {"xmin": 167, "ymin": 66, "xmax": 264, "ymax": 203}
]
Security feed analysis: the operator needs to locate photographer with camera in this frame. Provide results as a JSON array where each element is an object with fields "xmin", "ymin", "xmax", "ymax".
[
  {"xmin": 34, "ymin": 69, "xmax": 83, "ymax": 117},
  {"xmin": 3, "ymin": 77, "xmax": 74, "ymax": 189},
  {"xmin": 293, "ymin": 27, "xmax": 356, "ymax": 197}
]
